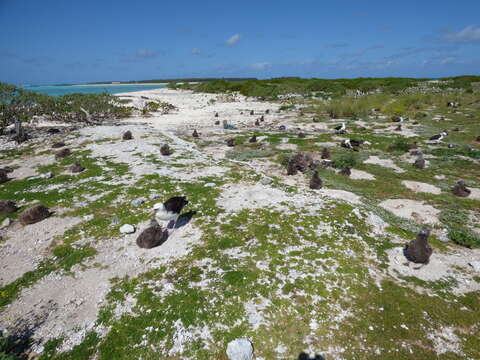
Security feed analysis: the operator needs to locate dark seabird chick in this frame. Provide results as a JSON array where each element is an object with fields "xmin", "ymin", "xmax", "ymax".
[
  {"xmin": 255, "ymin": 119, "xmax": 260, "ymax": 126},
  {"xmin": 0, "ymin": 166, "xmax": 13, "ymax": 174},
  {"xmin": 340, "ymin": 167, "xmax": 351, "ymax": 176},
  {"xmin": 452, "ymin": 180, "xmax": 471, "ymax": 197},
  {"xmin": 0, "ymin": 170, "xmax": 10, "ymax": 184},
  {"xmin": 321, "ymin": 148, "xmax": 331, "ymax": 159},
  {"xmin": 413, "ymin": 155, "xmax": 425, "ymax": 169},
  {"xmin": 310, "ymin": 170, "xmax": 323, "ymax": 189},
  {"xmin": 215, "ymin": 120, "xmax": 220, "ymax": 125},
  {"xmin": 226, "ymin": 138, "xmax": 235, "ymax": 147},
  {"xmin": 47, "ymin": 128, "xmax": 60, "ymax": 134},
  {"xmin": 334, "ymin": 122, "xmax": 346, "ymax": 133},
  {"xmin": 475, "ymin": 136, "xmax": 480, "ymax": 142},
  {"xmin": 451, "ymin": 127, "xmax": 460, "ymax": 132},
  {"xmin": 287, "ymin": 153, "xmax": 313, "ymax": 175},
  {"xmin": 404, "ymin": 228, "xmax": 433, "ymax": 266},
  {"xmin": 298, "ymin": 133, "xmax": 306, "ymax": 138},
  {"xmin": 429, "ymin": 130, "xmax": 448, "ymax": 142},
  {"xmin": 394, "ymin": 124, "xmax": 402, "ymax": 131},
  {"xmin": 69, "ymin": 162, "xmax": 85, "ymax": 173},
  {"xmin": 192, "ymin": 129, "xmax": 199, "ymax": 138},
  {"xmin": 160, "ymin": 144, "xmax": 173, "ymax": 156},
  {"xmin": 152, "ymin": 196, "xmax": 188, "ymax": 231},
  {"xmin": 122, "ymin": 130, "xmax": 133, "ymax": 140},
  {"xmin": 18, "ymin": 205, "xmax": 51, "ymax": 225},
  {"xmin": 260, "ymin": 115, "xmax": 265, "ymax": 122},
  {"xmin": 312, "ymin": 117, "xmax": 320, "ymax": 123},
  {"xmin": 55, "ymin": 148, "xmax": 71, "ymax": 160},
  {"xmin": 52, "ymin": 141, "xmax": 65, "ymax": 148},
  {"xmin": 250, "ymin": 110, "xmax": 254, "ymax": 115},
  {"xmin": 136, "ymin": 219, "xmax": 169, "ymax": 249},
  {"xmin": 215, "ymin": 112, "xmax": 219, "ymax": 117},
  {"xmin": 0, "ymin": 200, "xmax": 18, "ymax": 215},
  {"xmin": 265, "ymin": 109, "xmax": 270, "ymax": 114},
  {"xmin": 249, "ymin": 135, "xmax": 257, "ymax": 143}
]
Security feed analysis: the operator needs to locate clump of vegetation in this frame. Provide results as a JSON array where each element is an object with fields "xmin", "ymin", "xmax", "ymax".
[
  {"xmin": 387, "ymin": 138, "xmax": 412, "ymax": 153},
  {"xmin": 332, "ymin": 152, "xmax": 358, "ymax": 168},
  {"xmin": 226, "ymin": 149, "xmax": 276, "ymax": 161},
  {"xmin": 0, "ymin": 82, "xmax": 132, "ymax": 133},
  {"xmin": 448, "ymin": 227, "xmax": 480, "ymax": 248},
  {"xmin": 142, "ymin": 100, "xmax": 176, "ymax": 115}
]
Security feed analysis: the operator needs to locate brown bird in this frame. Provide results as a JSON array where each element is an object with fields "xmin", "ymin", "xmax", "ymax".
[
  {"xmin": 404, "ymin": 228, "xmax": 433, "ymax": 265},
  {"xmin": 298, "ymin": 133, "xmax": 306, "ymax": 138},
  {"xmin": 287, "ymin": 153, "xmax": 313, "ymax": 175},
  {"xmin": 55, "ymin": 148, "xmax": 71, "ymax": 160},
  {"xmin": 321, "ymin": 148, "xmax": 331, "ymax": 159},
  {"xmin": 250, "ymin": 110, "xmax": 254, "ymax": 115},
  {"xmin": 413, "ymin": 156, "xmax": 425, "ymax": 169},
  {"xmin": 265, "ymin": 109, "xmax": 270, "ymax": 114},
  {"xmin": 475, "ymin": 136, "xmax": 480, "ymax": 142},
  {"xmin": 340, "ymin": 167, "xmax": 351, "ymax": 176},
  {"xmin": 51, "ymin": 141, "xmax": 65, "ymax": 148},
  {"xmin": 215, "ymin": 120, "xmax": 220, "ymax": 125},
  {"xmin": 192, "ymin": 129, "xmax": 199, "ymax": 138},
  {"xmin": 310, "ymin": 170, "xmax": 323, "ymax": 189},
  {"xmin": 255, "ymin": 119, "xmax": 260, "ymax": 126},
  {"xmin": 0, "ymin": 200, "xmax": 18, "ymax": 215},
  {"xmin": 136, "ymin": 219, "xmax": 168, "ymax": 249},
  {"xmin": 160, "ymin": 144, "xmax": 173, "ymax": 156},
  {"xmin": 0, "ymin": 170, "xmax": 10, "ymax": 184},
  {"xmin": 260, "ymin": 115, "xmax": 264, "ymax": 122},
  {"xmin": 249, "ymin": 135, "xmax": 257, "ymax": 143},
  {"xmin": 394, "ymin": 124, "xmax": 402, "ymax": 131},
  {"xmin": 452, "ymin": 180, "xmax": 471, "ymax": 197},
  {"xmin": 18, "ymin": 205, "xmax": 51, "ymax": 225},
  {"xmin": 69, "ymin": 162, "xmax": 85, "ymax": 173},
  {"xmin": 215, "ymin": 112, "xmax": 219, "ymax": 117},
  {"xmin": 226, "ymin": 138, "xmax": 235, "ymax": 147},
  {"xmin": 122, "ymin": 130, "xmax": 133, "ymax": 140}
]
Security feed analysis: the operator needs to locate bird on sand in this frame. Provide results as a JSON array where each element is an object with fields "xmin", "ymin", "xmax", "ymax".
[
  {"xmin": 334, "ymin": 122, "xmax": 346, "ymax": 133},
  {"xmin": 192, "ymin": 129, "xmax": 199, "ymax": 138},
  {"xmin": 136, "ymin": 219, "xmax": 169, "ymax": 249},
  {"xmin": 452, "ymin": 180, "xmax": 471, "ymax": 197},
  {"xmin": 151, "ymin": 196, "xmax": 188, "ymax": 232},
  {"xmin": 429, "ymin": 130, "xmax": 448, "ymax": 142},
  {"xmin": 404, "ymin": 228, "xmax": 433, "ymax": 268}
]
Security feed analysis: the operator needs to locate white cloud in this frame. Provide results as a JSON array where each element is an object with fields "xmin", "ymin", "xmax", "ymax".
[
  {"xmin": 445, "ymin": 25, "xmax": 480, "ymax": 43},
  {"xmin": 191, "ymin": 48, "xmax": 201, "ymax": 55},
  {"xmin": 226, "ymin": 34, "xmax": 241, "ymax": 47},
  {"xmin": 250, "ymin": 62, "xmax": 271, "ymax": 70}
]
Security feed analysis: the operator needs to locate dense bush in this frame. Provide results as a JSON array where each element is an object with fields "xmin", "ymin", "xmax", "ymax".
[{"xmin": 332, "ymin": 152, "xmax": 358, "ymax": 168}]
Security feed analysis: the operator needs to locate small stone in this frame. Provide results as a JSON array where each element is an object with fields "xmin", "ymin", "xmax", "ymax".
[
  {"xmin": 226, "ymin": 338, "xmax": 254, "ymax": 360},
  {"xmin": 83, "ymin": 214, "xmax": 94, "ymax": 221},
  {"xmin": 39, "ymin": 172, "xmax": 54, "ymax": 179},
  {"xmin": 260, "ymin": 177, "xmax": 273, "ymax": 185},
  {"xmin": 120, "ymin": 224, "xmax": 135, "ymax": 234},
  {"xmin": 204, "ymin": 183, "xmax": 216, "ymax": 187},
  {"xmin": 149, "ymin": 193, "xmax": 161, "ymax": 200},
  {"xmin": 469, "ymin": 261, "xmax": 480, "ymax": 272},
  {"xmin": 0, "ymin": 217, "xmax": 11, "ymax": 229},
  {"xmin": 131, "ymin": 198, "xmax": 145, "ymax": 207},
  {"xmin": 111, "ymin": 217, "xmax": 120, "ymax": 225}
]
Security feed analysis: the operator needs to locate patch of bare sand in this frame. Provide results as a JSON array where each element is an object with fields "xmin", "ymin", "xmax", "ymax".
[
  {"xmin": 401, "ymin": 181, "xmax": 441, "ymax": 194},
  {"xmin": 350, "ymin": 169, "xmax": 375, "ymax": 180},
  {"xmin": 379, "ymin": 199, "xmax": 440, "ymax": 225},
  {"xmin": 364, "ymin": 156, "xmax": 405, "ymax": 173}
]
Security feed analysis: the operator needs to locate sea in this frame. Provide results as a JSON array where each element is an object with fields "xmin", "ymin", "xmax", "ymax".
[{"xmin": 23, "ymin": 83, "xmax": 166, "ymax": 97}]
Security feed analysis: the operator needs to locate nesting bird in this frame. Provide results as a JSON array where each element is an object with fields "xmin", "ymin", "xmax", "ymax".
[
  {"xmin": 226, "ymin": 138, "xmax": 236, "ymax": 147},
  {"xmin": 447, "ymin": 101, "xmax": 459, "ymax": 108},
  {"xmin": 475, "ymin": 136, "xmax": 480, "ymax": 143},
  {"xmin": 47, "ymin": 128, "xmax": 60, "ymax": 134},
  {"xmin": 192, "ymin": 129, "xmax": 199, "ymax": 138},
  {"xmin": 287, "ymin": 153, "xmax": 313, "ymax": 175},
  {"xmin": 404, "ymin": 228, "xmax": 433, "ymax": 266},
  {"xmin": 69, "ymin": 162, "xmax": 85, "ymax": 173},
  {"xmin": 254, "ymin": 119, "xmax": 260, "ymax": 126},
  {"xmin": 340, "ymin": 167, "xmax": 351, "ymax": 176},
  {"xmin": 429, "ymin": 130, "xmax": 448, "ymax": 142},
  {"xmin": 18, "ymin": 205, "xmax": 51, "ymax": 225},
  {"xmin": 51, "ymin": 141, "xmax": 65, "ymax": 148},
  {"xmin": 55, "ymin": 148, "xmax": 71, "ymax": 160},
  {"xmin": 0, "ymin": 170, "xmax": 10, "ymax": 184},
  {"xmin": 215, "ymin": 112, "xmax": 219, "ymax": 117},
  {"xmin": 298, "ymin": 133, "xmax": 306, "ymax": 139},
  {"xmin": 321, "ymin": 148, "xmax": 331, "ymax": 159},
  {"xmin": 334, "ymin": 122, "xmax": 346, "ymax": 133},
  {"xmin": 260, "ymin": 115, "xmax": 264, "ymax": 122},
  {"xmin": 250, "ymin": 110, "xmax": 254, "ymax": 115},
  {"xmin": 122, "ymin": 130, "xmax": 133, "ymax": 140},
  {"xmin": 0, "ymin": 200, "xmax": 18, "ymax": 215},
  {"xmin": 309, "ymin": 170, "xmax": 323, "ymax": 189},
  {"xmin": 394, "ymin": 124, "xmax": 402, "ymax": 131},
  {"xmin": 452, "ymin": 180, "xmax": 471, "ymax": 197},
  {"xmin": 249, "ymin": 135, "xmax": 257, "ymax": 143},
  {"xmin": 215, "ymin": 120, "xmax": 220, "ymax": 125},
  {"xmin": 413, "ymin": 154, "xmax": 425, "ymax": 169},
  {"xmin": 160, "ymin": 144, "xmax": 173, "ymax": 156},
  {"xmin": 136, "ymin": 219, "xmax": 169, "ymax": 249},
  {"xmin": 152, "ymin": 196, "xmax": 188, "ymax": 231},
  {"xmin": 392, "ymin": 116, "xmax": 407, "ymax": 123},
  {"xmin": 265, "ymin": 109, "xmax": 270, "ymax": 114},
  {"xmin": 312, "ymin": 117, "xmax": 320, "ymax": 123}
]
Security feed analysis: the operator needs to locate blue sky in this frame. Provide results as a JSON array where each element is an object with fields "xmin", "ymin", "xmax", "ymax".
[{"xmin": 1, "ymin": 0, "xmax": 479, "ymax": 85}]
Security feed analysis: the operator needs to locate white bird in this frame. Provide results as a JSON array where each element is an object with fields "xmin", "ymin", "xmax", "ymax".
[
  {"xmin": 152, "ymin": 196, "xmax": 188, "ymax": 232},
  {"xmin": 429, "ymin": 131, "xmax": 448, "ymax": 143}
]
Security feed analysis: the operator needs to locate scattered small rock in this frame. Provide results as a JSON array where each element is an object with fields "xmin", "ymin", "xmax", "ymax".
[
  {"xmin": 226, "ymin": 338, "xmax": 254, "ymax": 360},
  {"xmin": 469, "ymin": 261, "xmax": 480, "ymax": 272},
  {"xmin": 51, "ymin": 141, "xmax": 65, "ymax": 148},
  {"xmin": 260, "ymin": 177, "xmax": 273, "ymax": 185},
  {"xmin": 119, "ymin": 224, "xmax": 135, "ymax": 234},
  {"xmin": 204, "ymin": 183, "xmax": 216, "ymax": 187},
  {"xmin": 131, "ymin": 198, "xmax": 145, "ymax": 207},
  {"xmin": 0, "ymin": 217, "xmax": 12, "ymax": 229},
  {"xmin": 38, "ymin": 172, "xmax": 54, "ymax": 179},
  {"xmin": 149, "ymin": 193, "xmax": 161, "ymax": 200}
]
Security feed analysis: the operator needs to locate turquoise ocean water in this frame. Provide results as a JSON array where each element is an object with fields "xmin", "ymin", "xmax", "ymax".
[{"xmin": 23, "ymin": 83, "xmax": 166, "ymax": 97}]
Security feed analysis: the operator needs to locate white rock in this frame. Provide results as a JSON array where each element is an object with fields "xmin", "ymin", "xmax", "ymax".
[
  {"xmin": 119, "ymin": 224, "xmax": 135, "ymax": 234},
  {"xmin": 83, "ymin": 214, "xmax": 94, "ymax": 221},
  {"xmin": 204, "ymin": 182, "xmax": 216, "ymax": 187},
  {"xmin": 0, "ymin": 217, "xmax": 11, "ymax": 229},
  {"xmin": 469, "ymin": 261, "xmax": 480, "ymax": 272},
  {"xmin": 260, "ymin": 177, "xmax": 273, "ymax": 185},
  {"xmin": 226, "ymin": 338, "xmax": 254, "ymax": 360}
]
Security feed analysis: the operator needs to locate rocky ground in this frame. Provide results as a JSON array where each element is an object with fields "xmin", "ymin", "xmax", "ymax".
[{"xmin": 0, "ymin": 88, "xmax": 479, "ymax": 359}]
